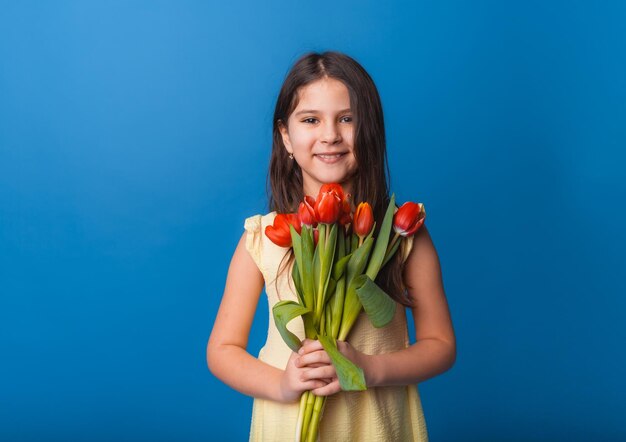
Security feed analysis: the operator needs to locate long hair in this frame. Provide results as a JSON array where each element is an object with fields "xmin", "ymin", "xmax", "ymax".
[{"xmin": 267, "ymin": 51, "xmax": 412, "ymax": 307}]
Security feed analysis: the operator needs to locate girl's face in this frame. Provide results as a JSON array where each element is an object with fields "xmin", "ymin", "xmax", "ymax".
[{"xmin": 279, "ymin": 77, "xmax": 357, "ymax": 198}]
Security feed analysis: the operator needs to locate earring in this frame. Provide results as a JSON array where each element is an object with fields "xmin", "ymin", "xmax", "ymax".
[{"xmin": 288, "ymin": 153, "xmax": 294, "ymax": 160}]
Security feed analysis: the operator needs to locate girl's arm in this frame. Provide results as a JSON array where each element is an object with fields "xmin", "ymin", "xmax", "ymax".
[
  {"xmin": 296, "ymin": 225, "xmax": 456, "ymax": 394},
  {"xmin": 207, "ymin": 231, "xmax": 328, "ymax": 402}
]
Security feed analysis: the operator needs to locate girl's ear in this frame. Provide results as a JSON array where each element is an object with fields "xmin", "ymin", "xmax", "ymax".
[{"xmin": 278, "ymin": 120, "xmax": 292, "ymax": 152}]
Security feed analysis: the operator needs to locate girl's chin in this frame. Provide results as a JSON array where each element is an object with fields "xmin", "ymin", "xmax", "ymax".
[
  {"xmin": 318, "ymin": 174, "xmax": 352, "ymax": 185},
  {"xmin": 315, "ymin": 175, "xmax": 356, "ymax": 190}
]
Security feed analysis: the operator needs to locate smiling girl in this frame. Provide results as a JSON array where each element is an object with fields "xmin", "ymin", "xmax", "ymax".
[{"xmin": 207, "ymin": 51, "xmax": 455, "ymax": 441}]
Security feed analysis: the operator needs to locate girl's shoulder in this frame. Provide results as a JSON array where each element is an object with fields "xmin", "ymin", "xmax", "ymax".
[
  {"xmin": 242, "ymin": 211, "xmax": 278, "ymax": 278},
  {"xmin": 243, "ymin": 211, "xmax": 277, "ymax": 233}
]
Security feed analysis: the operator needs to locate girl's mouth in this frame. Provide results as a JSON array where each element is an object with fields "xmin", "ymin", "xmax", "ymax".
[{"xmin": 315, "ymin": 153, "xmax": 347, "ymax": 164}]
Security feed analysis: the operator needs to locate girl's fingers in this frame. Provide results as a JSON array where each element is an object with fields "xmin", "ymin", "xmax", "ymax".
[
  {"xmin": 302, "ymin": 379, "xmax": 327, "ymax": 391},
  {"xmin": 298, "ymin": 339, "xmax": 324, "ymax": 355},
  {"xmin": 295, "ymin": 350, "xmax": 331, "ymax": 367},
  {"xmin": 311, "ymin": 379, "xmax": 341, "ymax": 396},
  {"xmin": 300, "ymin": 365, "xmax": 336, "ymax": 382}
]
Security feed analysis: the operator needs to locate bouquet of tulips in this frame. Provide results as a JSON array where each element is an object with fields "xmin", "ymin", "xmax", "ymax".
[{"xmin": 264, "ymin": 184, "xmax": 426, "ymax": 442}]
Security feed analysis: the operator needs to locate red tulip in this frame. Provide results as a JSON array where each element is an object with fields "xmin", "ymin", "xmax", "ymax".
[
  {"xmin": 314, "ymin": 188, "xmax": 342, "ymax": 224},
  {"xmin": 315, "ymin": 183, "xmax": 352, "ymax": 225},
  {"xmin": 353, "ymin": 202, "xmax": 374, "ymax": 238},
  {"xmin": 393, "ymin": 202, "xmax": 426, "ymax": 237},
  {"xmin": 313, "ymin": 228, "xmax": 319, "ymax": 246},
  {"xmin": 318, "ymin": 183, "xmax": 346, "ymax": 201},
  {"xmin": 298, "ymin": 195, "xmax": 317, "ymax": 226},
  {"xmin": 339, "ymin": 197, "xmax": 352, "ymax": 226},
  {"xmin": 265, "ymin": 213, "xmax": 302, "ymax": 247}
]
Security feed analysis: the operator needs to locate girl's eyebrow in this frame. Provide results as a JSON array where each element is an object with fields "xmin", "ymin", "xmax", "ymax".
[{"xmin": 294, "ymin": 108, "xmax": 351, "ymax": 116}]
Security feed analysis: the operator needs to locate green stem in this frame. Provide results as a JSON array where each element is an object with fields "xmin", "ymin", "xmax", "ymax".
[
  {"xmin": 295, "ymin": 391, "xmax": 308, "ymax": 440},
  {"xmin": 306, "ymin": 395, "xmax": 327, "ymax": 442},
  {"xmin": 381, "ymin": 233, "xmax": 402, "ymax": 269},
  {"xmin": 338, "ymin": 324, "xmax": 351, "ymax": 341},
  {"xmin": 385, "ymin": 232, "xmax": 400, "ymax": 257},
  {"xmin": 301, "ymin": 391, "xmax": 315, "ymax": 439},
  {"xmin": 315, "ymin": 224, "xmax": 327, "ymax": 322}
]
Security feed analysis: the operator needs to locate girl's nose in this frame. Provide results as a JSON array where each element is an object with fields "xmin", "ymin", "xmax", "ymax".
[{"xmin": 320, "ymin": 122, "xmax": 342, "ymax": 144}]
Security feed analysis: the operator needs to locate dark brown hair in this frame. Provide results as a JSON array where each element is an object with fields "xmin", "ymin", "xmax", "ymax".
[{"xmin": 267, "ymin": 51, "xmax": 412, "ymax": 307}]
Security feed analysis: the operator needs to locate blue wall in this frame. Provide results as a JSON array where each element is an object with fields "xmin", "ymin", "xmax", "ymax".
[{"xmin": 1, "ymin": 1, "xmax": 625, "ymax": 440}]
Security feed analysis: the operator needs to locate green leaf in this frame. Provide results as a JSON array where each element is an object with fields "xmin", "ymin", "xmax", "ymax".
[
  {"xmin": 351, "ymin": 232, "xmax": 358, "ymax": 254},
  {"xmin": 332, "ymin": 253, "xmax": 352, "ymax": 281},
  {"xmin": 313, "ymin": 225, "xmax": 322, "ymax": 311},
  {"xmin": 272, "ymin": 300, "xmax": 310, "ymax": 352},
  {"xmin": 320, "ymin": 223, "xmax": 338, "ymax": 306},
  {"xmin": 336, "ymin": 237, "xmax": 374, "ymax": 340},
  {"xmin": 353, "ymin": 274, "xmax": 396, "ymax": 328},
  {"xmin": 301, "ymin": 226, "xmax": 316, "ymax": 310},
  {"xmin": 329, "ymin": 275, "xmax": 346, "ymax": 339},
  {"xmin": 290, "ymin": 224, "xmax": 302, "ymax": 270},
  {"xmin": 346, "ymin": 237, "xmax": 374, "ymax": 287},
  {"xmin": 337, "ymin": 227, "xmax": 346, "ymax": 258},
  {"xmin": 291, "ymin": 260, "xmax": 304, "ymax": 306},
  {"xmin": 318, "ymin": 335, "xmax": 366, "ymax": 391},
  {"xmin": 337, "ymin": 282, "xmax": 362, "ymax": 341},
  {"xmin": 365, "ymin": 194, "xmax": 396, "ymax": 281},
  {"xmin": 325, "ymin": 278, "xmax": 337, "ymax": 306}
]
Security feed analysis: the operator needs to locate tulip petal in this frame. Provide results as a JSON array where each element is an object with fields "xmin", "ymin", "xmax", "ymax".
[
  {"xmin": 265, "ymin": 225, "xmax": 291, "ymax": 247},
  {"xmin": 393, "ymin": 202, "xmax": 426, "ymax": 237},
  {"xmin": 354, "ymin": 202, "xmax": 374, "ymax": 237}
]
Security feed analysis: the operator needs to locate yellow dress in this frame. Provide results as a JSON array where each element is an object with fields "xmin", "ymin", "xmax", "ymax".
[{"xmin": 244, "ymin": 212, "xmax": 429, "ymax": 442}]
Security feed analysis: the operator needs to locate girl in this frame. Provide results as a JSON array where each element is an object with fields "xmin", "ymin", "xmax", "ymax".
[{"xmin": 207, "ymin": 51, "xmax": 456, "ymax": 441}]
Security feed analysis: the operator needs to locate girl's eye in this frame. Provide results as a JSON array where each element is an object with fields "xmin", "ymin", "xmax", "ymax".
[{"xmin": 301, "ymin": 116, "xmax": 353, "ymax": 124}]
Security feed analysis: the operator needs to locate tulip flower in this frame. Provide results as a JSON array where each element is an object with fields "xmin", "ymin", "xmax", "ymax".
[
  {"xmin": 393, "ymin": 202, "xmax": 425, "ymax": 237},
  {"xmin": 339, "ymin": 197, "xmax": 352, "ymax": 226},
  {"xmin": 265, "ymin": 213, "xmax": 302, "ymax": 247},
  {"xmin": 314, "ymin": 189, "xmax": 342, "ymax": 224},
  {"xmin": 318, "ymin": 183, "xmax": 345, "ymax": 201},
  {"xmin": 298, "ymin": 196, "xmax": 317, "ymax": 227},
  {"xmin": 315, "ymin": 184, "xmax": 352, "ymax": 225},
  {"xmin": 353, "ymin": 202, "xmax": 374, "ymax": 239}
]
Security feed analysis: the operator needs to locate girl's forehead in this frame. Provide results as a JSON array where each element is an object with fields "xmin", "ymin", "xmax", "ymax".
[{"xmin": 294, "ymin": 78, "xmax": 351, "ymax": 108}]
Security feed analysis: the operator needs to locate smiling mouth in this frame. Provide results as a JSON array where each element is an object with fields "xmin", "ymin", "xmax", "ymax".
[{"xmin": 315, "ymin": 153, "xmax": 347, "ymax": 160}]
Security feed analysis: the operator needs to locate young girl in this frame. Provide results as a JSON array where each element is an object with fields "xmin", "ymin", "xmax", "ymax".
[{"xmin": 207, "ymin": 51, "xmax": 455, "ymax": 441}]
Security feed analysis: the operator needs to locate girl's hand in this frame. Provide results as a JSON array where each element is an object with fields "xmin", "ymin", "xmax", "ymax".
[
  {"xmin": 279, "ymin": 348, "xmax": 329, "ymax": 403},
  {"xmin": 296, "ymin": 339, "xmax": 372, "ymax": 396}
]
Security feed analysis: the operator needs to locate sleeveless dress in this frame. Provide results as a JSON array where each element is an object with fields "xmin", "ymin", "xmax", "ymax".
[{"xmin": 244, "ymin": 212, "xmax": 429, "ymax": 442}]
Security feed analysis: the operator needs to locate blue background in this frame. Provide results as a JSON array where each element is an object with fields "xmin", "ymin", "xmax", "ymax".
[{"xmin": 1, "ymin": 1, "xmax": 625, "ymax": 441}]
